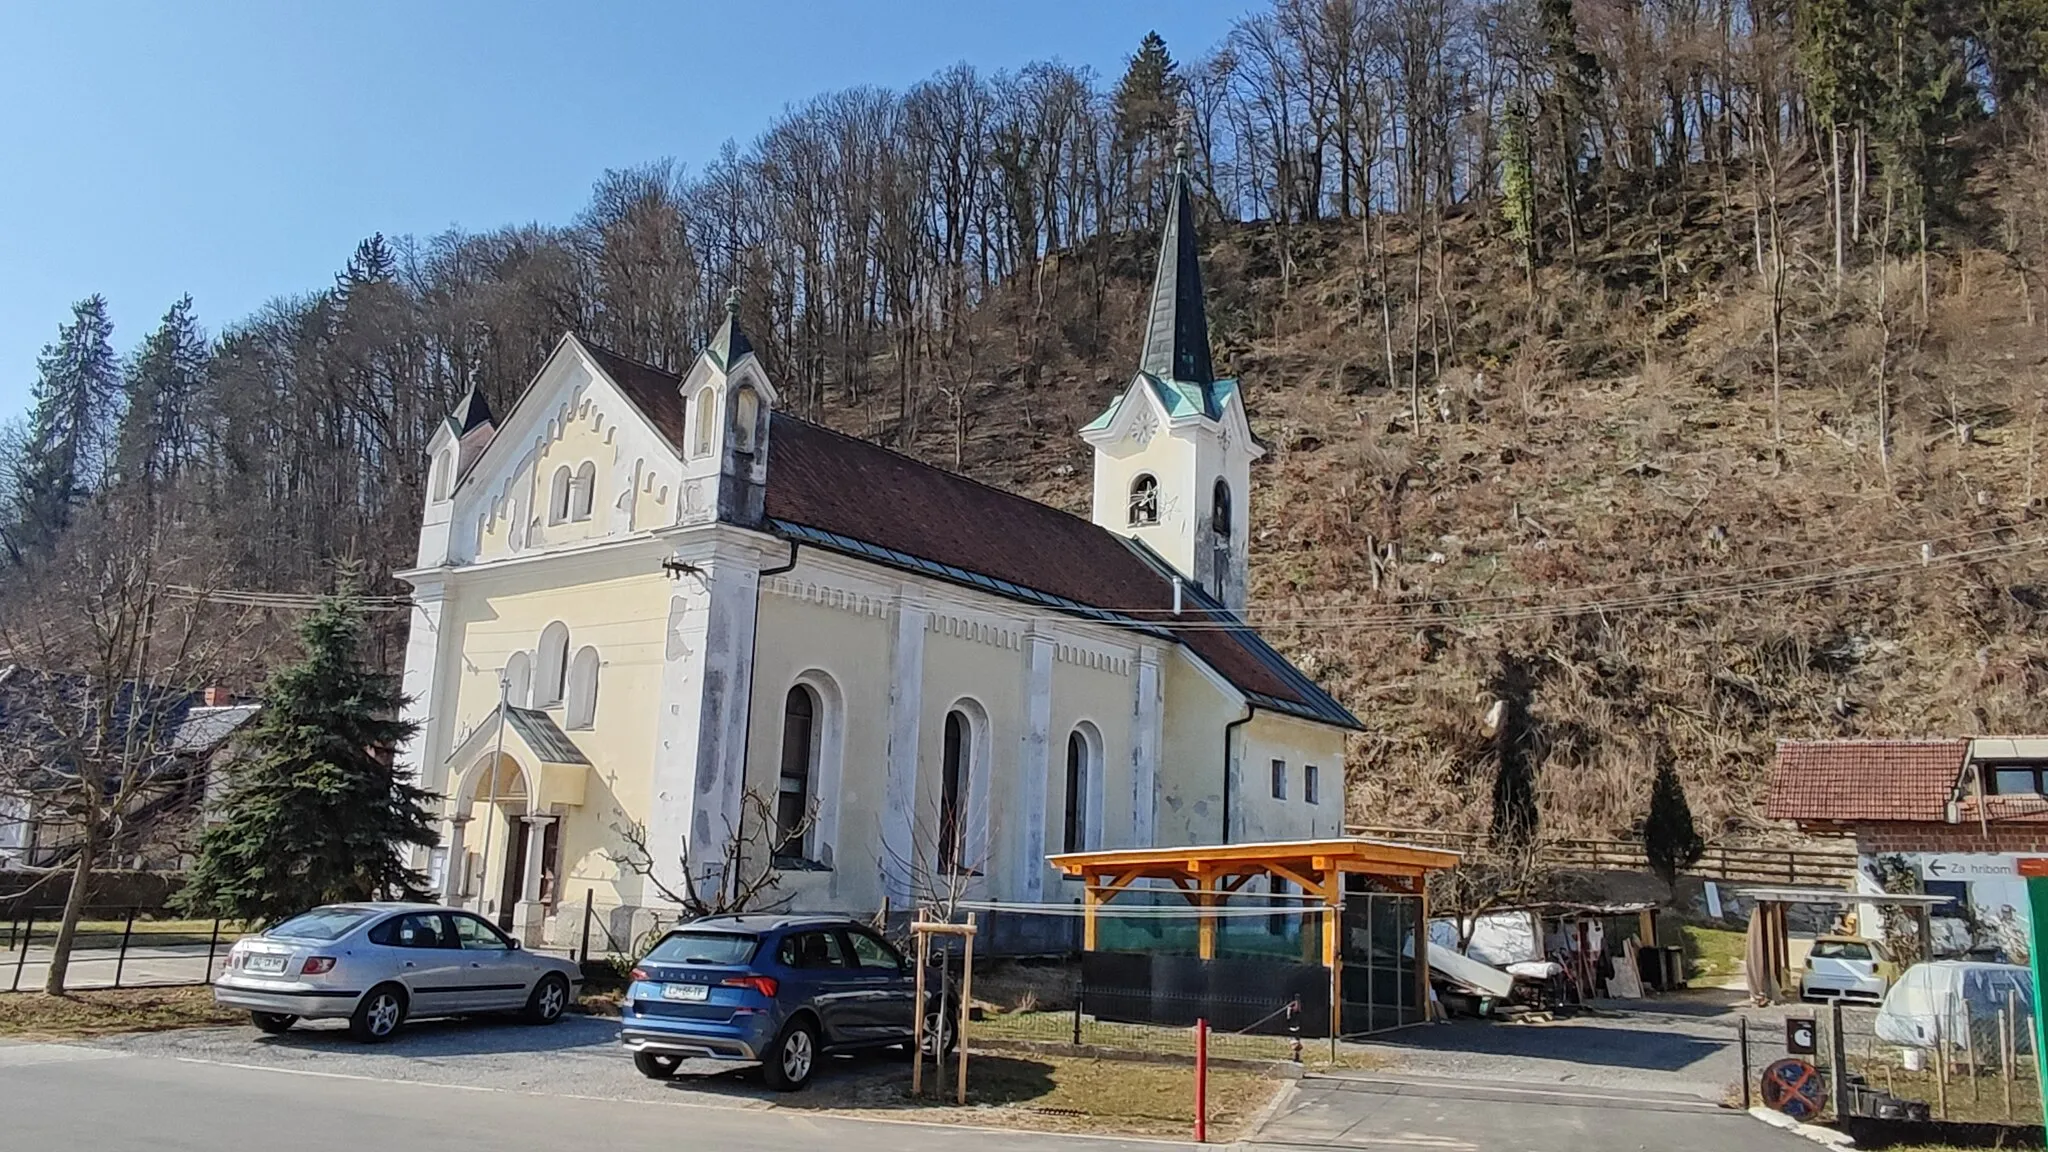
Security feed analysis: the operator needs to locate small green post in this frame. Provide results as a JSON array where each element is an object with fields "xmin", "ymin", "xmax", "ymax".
[{"xmin": 2026, "ymin": 874, "xmax": 2048, "ymax": 1125}]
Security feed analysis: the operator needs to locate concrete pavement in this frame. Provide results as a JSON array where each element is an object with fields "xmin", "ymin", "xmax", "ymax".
[
  {"xmin": 1250, "ymin": 1072, "xmax": 1817, "ymax": 1152},
  {"xmin": 0, "ymin": 1040, "xmax": 1191, "ymax": 1152}
]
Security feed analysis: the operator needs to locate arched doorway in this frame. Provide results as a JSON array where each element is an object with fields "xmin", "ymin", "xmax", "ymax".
[{"xmin": 451, "ymin": 752, "xmax": 547, "ymax": 932}]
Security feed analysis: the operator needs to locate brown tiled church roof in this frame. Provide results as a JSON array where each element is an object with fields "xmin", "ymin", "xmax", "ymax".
[{"xmin": 576, "ymin": 337, "xmax": 1358, "ymax": 729}]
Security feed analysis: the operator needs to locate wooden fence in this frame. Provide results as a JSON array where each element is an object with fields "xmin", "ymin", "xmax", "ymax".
[{"xmin": 1348, "ymin": 825, "xmax": 1857, "ymax": 886}]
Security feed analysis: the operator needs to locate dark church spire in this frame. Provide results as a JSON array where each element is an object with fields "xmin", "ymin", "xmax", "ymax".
[
  {"xmin": 448, "ymin": 387, "xmax": 493, "ymax": 434},
  {"xmin": 1137, "ymin": 140, "xmax": 1214, "ymax": 389},
  {"xmin": 707, "ymin": 286, "xmax": 754, "ymax": 370}
]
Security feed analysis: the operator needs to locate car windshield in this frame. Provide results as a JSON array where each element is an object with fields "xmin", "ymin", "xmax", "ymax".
[
  {"xmin": 1812, "ymin": 941, "xmax": 1872, "ymax": 961},
  {"xmin": 644, "ymin": 930, "xmax": 759, "ymax": 966},
  {"xmin": 268, "ymin": 906, "xmax": 377, "ymax": 941}
]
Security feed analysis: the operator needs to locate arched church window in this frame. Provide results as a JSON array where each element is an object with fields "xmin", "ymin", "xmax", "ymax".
[
  {"xmin": 1212, "ymin": 478, "xmax": 1232, "ymax": 539},
  {"xmin": 430, "ymin": 449, "xmax": 453, "ymax": 502},
  {"xmin": 776, "ymin": 685, "xmax": 819, "ymax": 861},
  {"xmin": 1128, "ymin": 474, "xmax": 1159, "ymax": 527},
  {"xmin": 502, "ymin": 651, "xmax": 531, "ymax": 709},
  {"xmin": 548, "ymin": 466, "xmax": 572, "ymax": 524},
  {"xmin": 940, "ymin": 709, "xmax": 971, "ymax": 872},
  {"xmin": 570, "ymin": 461, "xmax": 597, "ymax": 522},
  {"xmin": 564, "ymin": 646, "xmax": 600, "ymax": 729},
  {"xmin": 1063, "ymin": 727, "xmax": 1099, "ymax": 854},
  {"xmin": 732, "ymin": 385, "xmax": 760, "ymax": 453},
  {"xmin": 693, "ymin": 386, "xmax": 716, "ymax": 457},
  {"xmin": 535, "ymin": 622, "xmax": 570, "ymax": 707}
]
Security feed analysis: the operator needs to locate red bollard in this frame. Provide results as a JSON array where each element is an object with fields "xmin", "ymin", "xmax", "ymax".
[{"xmin": 1194, "ymin": 1017, "xmax": 1209, "ymax": 1143}]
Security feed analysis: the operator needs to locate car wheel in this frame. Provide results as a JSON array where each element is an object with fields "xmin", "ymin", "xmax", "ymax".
[
  {"xmin": 634, "ymin": 1051, "xmax": 683, "ymax": 1080},
  {"xmin": 250, "ymin": 1011, "xmax": 297, "ymax": 1034},
  {"xmin": 920, "ymin": 998, "xmax": 958, "ymax": 1057},
  {"xmin": 760, "ymin": 1018, "xmax": 819, "ymax": 1092},
  {"xmin": 349, "ymin": 983, "xmax": 408, "ymax": 1043},
  {"xmin": 524, "ymin": 973, "xmax": 571, "ymax": 1024}
]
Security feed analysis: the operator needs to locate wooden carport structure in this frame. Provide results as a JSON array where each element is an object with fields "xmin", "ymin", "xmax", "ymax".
[{"xmin": 1048, "ymin": 838, "xmax": 1462, "ymax": 1036}]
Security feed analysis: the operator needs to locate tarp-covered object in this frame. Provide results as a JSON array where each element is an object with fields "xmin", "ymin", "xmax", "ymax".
[
  {"xmin": 1426, "ymin": 912, "xmax": 1541, "ymax": 967},
  {"xmin": 1874, "ymin": 961, "xmax": 2035, "ymax": 1054}
]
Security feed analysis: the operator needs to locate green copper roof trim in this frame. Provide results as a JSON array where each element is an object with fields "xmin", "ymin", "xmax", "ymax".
[{"xmin": 1083, "ymin": 374, "xmax": 1239, "ymax": 432}]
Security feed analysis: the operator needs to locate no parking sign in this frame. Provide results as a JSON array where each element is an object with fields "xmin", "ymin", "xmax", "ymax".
[{"xmin": 1759, "ymin": 1058, "xmax": 1826, "ymax": 1119}]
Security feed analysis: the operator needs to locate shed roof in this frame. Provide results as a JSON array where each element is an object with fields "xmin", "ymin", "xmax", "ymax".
[
  {"xmin": 1764, "ymin": 739, "xmax": 1969, "ymax": 824},
  {"xmin": 1048, "ymin": 837, "xmax": 1460, "ymax": 881}
]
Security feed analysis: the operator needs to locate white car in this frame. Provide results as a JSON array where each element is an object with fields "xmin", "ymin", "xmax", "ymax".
[
  {"xmin": 1799, "ymin": 936, "xmax": 1892, "ymax": 1003},
  {"xmin": 214, "ymin": 902, "xmax": 582, "ymax": 1040}
]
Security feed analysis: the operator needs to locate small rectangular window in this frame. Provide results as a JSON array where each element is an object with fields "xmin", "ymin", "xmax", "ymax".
[
  {"xmin": 1270, "ymin": 759, "xmax": 1286, "ymax": 800},
  {"xmin": 1304, "ymin": 765, "xmax": 1320, "ymax": 805},
  {"xmin": 1993, "ymin": 767, "xmax": 2043, "ymax": 795}
]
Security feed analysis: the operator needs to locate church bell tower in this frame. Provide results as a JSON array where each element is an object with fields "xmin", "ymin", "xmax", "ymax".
[{"xmin": 1080, "ymin": 143, "xmax": 1260, "ymax": 611}]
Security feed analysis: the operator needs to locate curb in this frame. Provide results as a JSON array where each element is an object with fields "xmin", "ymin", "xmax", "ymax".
[{"xmin": 1748, "ymin": 1105, "xmax": 1855, "ymax": 1148}]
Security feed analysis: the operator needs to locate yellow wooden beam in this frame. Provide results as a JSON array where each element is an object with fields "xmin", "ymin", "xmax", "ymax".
[
  {"xmin": 1197, "ymin": 872, "xmax": 1219, "ymax": 960},
  {"xmin": 1083, "ymin": 884, "xmax": 1101, "ymax": 951}
]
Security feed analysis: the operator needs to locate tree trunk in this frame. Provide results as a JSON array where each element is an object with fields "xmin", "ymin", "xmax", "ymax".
[{"xmin": 44, "ymin": 829, "xmax": 98, "ymax": 994}]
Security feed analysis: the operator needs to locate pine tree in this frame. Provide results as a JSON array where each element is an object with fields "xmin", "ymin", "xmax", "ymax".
[
  {"xmin": 112, "ymin": 296, "xmax": 209, "ymax": 503},
  {"xmin": 1642, "ymin": 759, "xmax": 1705, "ymax": 893},
  {"xmin": 2, "ymin": 295, "xmax": 120, "ymax": 564},
  {"xmin": 178, "ymin": 585, "xmax": 436, "ymax": 923}
]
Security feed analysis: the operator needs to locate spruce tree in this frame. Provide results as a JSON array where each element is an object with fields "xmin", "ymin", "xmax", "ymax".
[
  {"xmin": 178, "ymin": 585, "xmax": 437, "ymax": 923},
  {"xmin": 1642, "ymin": 759, "xmax": 1705, "ymax": 894},
  {"xmin": 2, "ymin": 295, "xmax": 120, "ymax": 564},
  {"xmin": 1113, "ymin": 31, "xmax": 1180, "ymax": 146},
  {"xmin": 112, "ymin": 296, "xmax": 209, "ymax": 502}
]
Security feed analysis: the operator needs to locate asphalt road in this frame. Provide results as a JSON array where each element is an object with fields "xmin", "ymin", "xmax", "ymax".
[{"xmin": 0, "ymin": 1039, "xmax": 1187, "ymax": 1152}]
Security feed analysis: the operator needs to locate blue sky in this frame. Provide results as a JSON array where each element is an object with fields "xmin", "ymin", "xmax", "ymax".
[{"xmin": 0, "ymin": 0, "xmax": 1249, "ymax": 420}]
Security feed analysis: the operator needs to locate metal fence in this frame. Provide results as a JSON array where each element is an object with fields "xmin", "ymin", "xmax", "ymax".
[
  {"xmin": 3, "ymin": 906, "xmax": 245, "ymax": 993},
  {"xmin": 1737, "ymin": 999, "xmax": 2042, "ymax": 1127}
]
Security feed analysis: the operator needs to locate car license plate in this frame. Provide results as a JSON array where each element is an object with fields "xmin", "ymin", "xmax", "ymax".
[
  {"xmin": 246, "ymin": 954, "xmax": 288, "ymax": 975},
  {"xmin": 661, "ymin": 983, "xmax": 708, "ymax": 1002}
]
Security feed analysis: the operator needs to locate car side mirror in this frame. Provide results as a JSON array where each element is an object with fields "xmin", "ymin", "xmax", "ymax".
[{"xmin": 508, "ymin": 940, "xmax": 522, "ymax": 951}]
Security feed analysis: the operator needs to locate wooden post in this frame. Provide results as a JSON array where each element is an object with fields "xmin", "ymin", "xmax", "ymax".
[
  {"xmin": 1321, "ymin": 867, "xmax": 1342, "ymax": 1039},
  {"xmin": 1935, "ymin": 1015, "xmax": 1950, "ymax": 1120},
  {"xmin": 1414, "ymin": 877, "xmax": 1430, "ymax": 1024},
  {"xmin": 2002, "ymin": 1003, "xmax": 2015, "ymax": 1121},
  {"xmin": 1082, "ymin": 882, "xmax": 1100, "ymax": 952},
  {"xmin": 957, "ymin": 914, "xmax": 974, "ymax": 1106},
  {"xmin": 911, "ymin": 927, "xmax": 930, "ymax": 1097},
  {"xmin": 1196, "ymin": 869, "xmax": 1212, "ymax": 959}
]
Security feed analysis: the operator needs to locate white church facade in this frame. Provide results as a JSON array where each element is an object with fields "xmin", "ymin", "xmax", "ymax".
[{"xmin": 394, "ymin": 160, "xmax": 1361, "ymax": 947}]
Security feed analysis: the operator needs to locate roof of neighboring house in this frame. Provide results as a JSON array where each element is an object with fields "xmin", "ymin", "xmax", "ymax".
[
  {"xmin": 572, "ymin": 340, "xmax": 1358, "ymax": 730},
  {"xmin": 1765, "ymin": 739, "xmax": 1972, "ymax": 824},
  {"xmin": 0, "ymin": 666, "xmax": 259, "ymax": 785}
]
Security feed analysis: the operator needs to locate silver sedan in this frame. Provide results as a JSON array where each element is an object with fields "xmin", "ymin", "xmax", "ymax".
[{"xmin": 213, "ymin": 902, "xmax": 583, "ymax": 1041}]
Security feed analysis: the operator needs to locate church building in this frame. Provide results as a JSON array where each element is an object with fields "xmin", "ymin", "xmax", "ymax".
[{"xmin": 394, "ymin": 158, "xmax": 1361, "ymax": 948}]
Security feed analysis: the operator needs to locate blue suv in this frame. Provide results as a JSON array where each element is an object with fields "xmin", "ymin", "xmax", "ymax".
[{"xmin": 620, "ymin": 914, "xmax": 948, "ymax": 1091}]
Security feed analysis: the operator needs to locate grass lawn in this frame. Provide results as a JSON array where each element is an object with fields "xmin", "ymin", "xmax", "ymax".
[
  {"xmin": 0, "ymin": 986, "xmax": 240, "ymax": 1039},
  {"xmin": 1680, "ymin": 924, "xmax": 1746, "ymax": 983},
  {"xmin": 4, "ymin": 917, "xmax": 249, "ymax": 951},
  {"xmin": 792, "ymin": 1052, "xmax": 1285, "ymax": 1140}
]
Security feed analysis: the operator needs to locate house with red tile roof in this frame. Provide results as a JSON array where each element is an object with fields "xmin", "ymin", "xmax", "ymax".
[
  {"xmin": 391, "ymin": 153, "xmax": 1359, "ymax": 949},
  {"xmin": 1766, "ymin": 737, "xmax": 2048, "ymax": 959}
]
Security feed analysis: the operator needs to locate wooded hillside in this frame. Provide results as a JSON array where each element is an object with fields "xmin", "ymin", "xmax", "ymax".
[{"xmin": 5, "ymin": 0, "xmax": 2047, "ymax": 844}]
